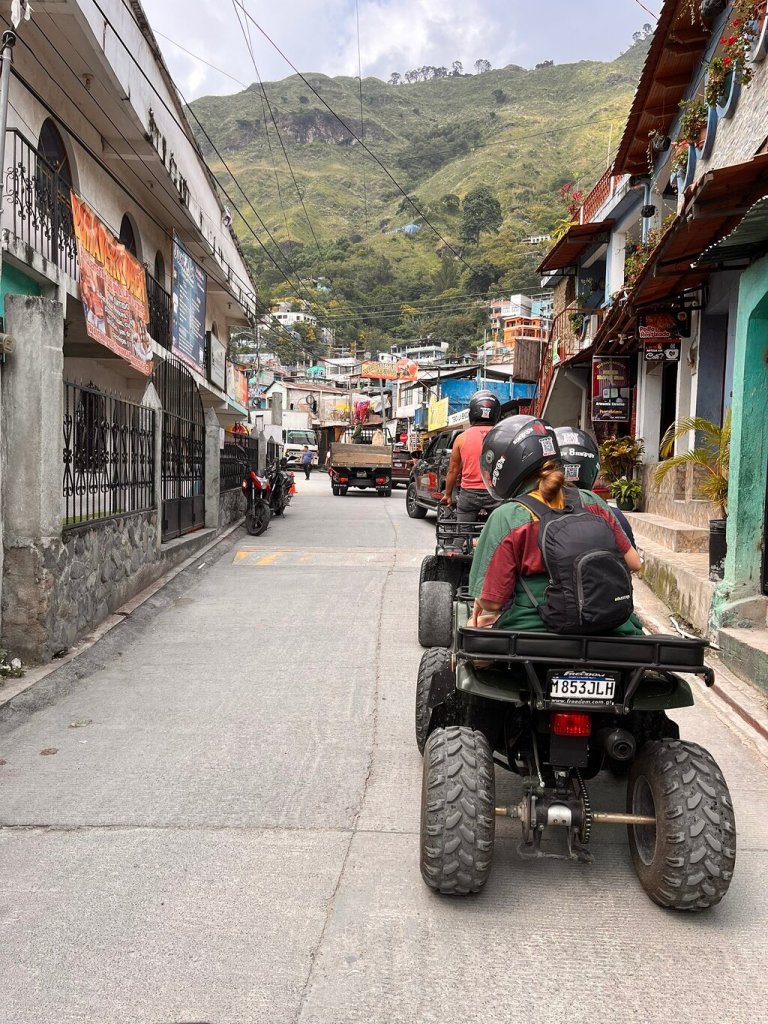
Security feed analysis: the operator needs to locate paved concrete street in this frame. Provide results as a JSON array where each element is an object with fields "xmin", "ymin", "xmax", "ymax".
[{"xmin": 1, "ymin": 473, "xmax": 767, "ymax": 1024}]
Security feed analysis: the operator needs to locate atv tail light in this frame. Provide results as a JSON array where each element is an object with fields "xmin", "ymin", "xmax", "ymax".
[{"xmin": 551, "ymin": 712, "xmax": 591, "ymax": 737}]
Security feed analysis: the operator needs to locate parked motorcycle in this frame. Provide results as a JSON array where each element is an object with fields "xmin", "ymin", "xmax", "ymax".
[
  {"xmin": 241, "ymin": 470, "xmax": 271, "ymax": 536},
  {"xmin": 268, "ymin": 458, "xmax": 295, "ymax": 517}
]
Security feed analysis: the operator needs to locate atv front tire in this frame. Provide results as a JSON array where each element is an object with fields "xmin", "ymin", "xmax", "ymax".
[
  {"xmin": 420, "ymin": 726, "xmax": 495, "ymax": 894},
  {"xmin": 418, "ymin": 581, "xmax": 453, "ymax": 648},
  {"xmin": 627, "ymin": 740, "xmax": 736, "ymax": 911}
]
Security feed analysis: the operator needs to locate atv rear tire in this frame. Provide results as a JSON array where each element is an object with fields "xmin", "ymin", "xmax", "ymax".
[
  {"xmin": 406, "ymin": 483, "xmax": 428, "ymax": 518},
  {"xmin": 419, "ymin": 581, "xmax": 453, "ymax": 648},
  {"xmin": 419, "ymin": 555, "xmax": 440, "ymax": 586},
  {"xmin": 627, "ymin": 740, "xmax": 736, "ymax": 911},
  {"xmin": 416, "ymin": 646, "xmax": 451, "ymax": 754},
  {"xmin": 420, "ymin": 726, "xmax": 495, "ymax": 894}
]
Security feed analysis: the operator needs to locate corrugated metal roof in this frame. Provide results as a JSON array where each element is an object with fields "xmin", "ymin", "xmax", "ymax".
[{"xmin": 696, "ymin": 195, "xmax": 768, "ymax": 264}]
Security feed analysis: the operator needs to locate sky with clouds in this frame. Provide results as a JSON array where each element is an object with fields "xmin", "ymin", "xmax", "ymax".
[{"xmin": 139, "ymin": 0, "xmax": 656, "ymax": 100}]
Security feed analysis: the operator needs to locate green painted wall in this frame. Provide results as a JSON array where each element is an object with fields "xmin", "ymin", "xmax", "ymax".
[
  {"xmin": 0, "ymin": 263, "xmax": 41, "ymax": 308},
  {"xmin": 712, "ymin": 253, "xmax": 768, "ymax": 626}
]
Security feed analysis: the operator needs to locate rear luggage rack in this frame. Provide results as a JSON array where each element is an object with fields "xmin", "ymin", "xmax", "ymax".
[
  {"xmin": 457, "ymin": 626, "xmax": 713, "ymax": 713},
  {"xmin": 436, "ymin": 509, "xmax": 485, "ymax": 556}
]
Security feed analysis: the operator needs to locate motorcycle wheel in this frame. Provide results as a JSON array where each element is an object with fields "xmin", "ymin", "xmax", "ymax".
[{"xmin": 246, "ymin": 500, "xmax": 271, "ymax": 536}]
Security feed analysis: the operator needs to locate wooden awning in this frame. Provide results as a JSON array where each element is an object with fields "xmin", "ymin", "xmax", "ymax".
[
  {"xmin": 537, "ymin": 220, "xmax": 614, "ymax": 276},
  {"xmin": 594, "ymin": 154, "xmax": 768, "ymax": 352}
]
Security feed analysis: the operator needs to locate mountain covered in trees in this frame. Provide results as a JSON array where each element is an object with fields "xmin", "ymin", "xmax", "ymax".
[{"xmin": 189, "ymin": 38, "xmax": 650, "ymax": 360}]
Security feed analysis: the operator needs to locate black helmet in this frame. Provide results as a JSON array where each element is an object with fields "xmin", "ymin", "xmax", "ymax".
[
  {"xmin": 480, "ymin": 415, "xmax": 560, "ymax": 501},
  {"xmin": 554, "ymin": 427, "xmax": 600, "ymax": 488},
  {"xmin": 468, "ymin": 389, "xmax": 501, "ymax": 425}
]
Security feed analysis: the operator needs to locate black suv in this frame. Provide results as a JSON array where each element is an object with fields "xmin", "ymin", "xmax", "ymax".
[{"xmin": 406, "ymin": 428, "xmax": 461, "ymax": 518}]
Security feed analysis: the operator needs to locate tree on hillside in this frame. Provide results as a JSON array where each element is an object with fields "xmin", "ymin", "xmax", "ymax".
[
  {"xmin": 451, "ymin": 61, "xmax": 463, "ymax": 76},
  {"xmin": 432, "ymin": 257, "xmax": 460, "ymax": 294},
  {"xmin": 474, "ymin": 59, "xmax": 492, "ymax": 74},
  {"xmin": 464, "ymin": 259, "xmax": 502, "ymax": 294},
  {"xmin": 389, "ymin": 72, "xmax": 401, "ymax": 85},
  {"xmin": 460, "ymin": 185, "xmax": 503, "ymax": 244},
  {"xmin": 535, "ymin": 60, "xmax": 554, "ymax": 69}
]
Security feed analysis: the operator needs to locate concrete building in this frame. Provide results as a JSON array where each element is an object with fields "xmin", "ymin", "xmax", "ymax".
[
  {"xmin": 533, "ymin": 0, "xmax": 768, "ymax": 689},
  {"xmin": 0, "ymin": 1, "xmax": 259, "ymax": 663}
]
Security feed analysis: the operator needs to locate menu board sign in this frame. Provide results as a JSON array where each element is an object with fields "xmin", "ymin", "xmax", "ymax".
[
  {"xmin": 172, "ymin": 235, "xmax": 207, "ymax": 372},
  {"xmin": 591, "ymin": 356, "xmax": 631, "ymax": 423}
]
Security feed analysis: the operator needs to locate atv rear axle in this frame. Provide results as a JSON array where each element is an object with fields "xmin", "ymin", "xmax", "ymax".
[{"xmin": 495, "ymin": 806, "xmax": 655, "ymax": 826}]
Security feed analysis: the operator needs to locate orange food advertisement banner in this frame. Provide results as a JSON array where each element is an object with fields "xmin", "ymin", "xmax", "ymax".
[
  {"xmin": 70, "ymin": 193, "xmax": 153, "ymax": 376},
  {"xmin": 359, "ymin": 358, "xmax": 418, "ymax": 381}
]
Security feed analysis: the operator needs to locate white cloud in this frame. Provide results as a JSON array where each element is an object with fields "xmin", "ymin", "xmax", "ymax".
[{"xmin": 139, "ymin": 0, "xmax": 646, "ymax": 99}]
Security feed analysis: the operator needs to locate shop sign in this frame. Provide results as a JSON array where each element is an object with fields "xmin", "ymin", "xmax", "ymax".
[
  {"xmin": 209, "ymin": 332, "xmax": 227, "ymax": 390},
  {"xmin": 226, "ymin": 362, "xmax": 249, "ymax": 409},
  {"xmin": 644, "ymin": 341, "xmax": 681, "ymax": 363},
  {"xmin": 70, "ymin": 194, "xmax": 152, "ymax": 375},
  {"xmin": 638, "ymin": 310, "xmax": 690, "ymax": 340},
  {"xmin": 448, "ymin": 408, "xmax": 469, "ymax": 425},
  {"xmin": 591, "ymin": 356, "xmax": 630, "ymax": 423},
  {"xmin": 172, "ymin": 235, "xmax": 207, "ymax": 373},
  {"xmin": 427, "ymin": 397, "xmax": 449, "ymax": 431},
  {"xmin": 358, "ymin": 358, "xmax": 419, "ymax": 381}
]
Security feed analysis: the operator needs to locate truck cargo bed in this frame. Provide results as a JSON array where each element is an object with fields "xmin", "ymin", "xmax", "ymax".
[{"xmin": 330, "ymin": 443, "xmax": 392, "ymax": 467}]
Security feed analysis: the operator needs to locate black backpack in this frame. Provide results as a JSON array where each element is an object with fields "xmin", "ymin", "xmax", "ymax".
[{"xmin": 514, "ymin": 487, "xmax": 634, "ymax": 634}]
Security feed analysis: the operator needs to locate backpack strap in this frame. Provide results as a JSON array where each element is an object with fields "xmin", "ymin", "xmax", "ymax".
[
  {"xmin": 513, "ymin": 492, "xmax": 551, "ymax": 519},
  {"xmin": 564, "ymin": 486, "xmax": 583, "ymax": 509},
  {"xmin": 518, "ymin": 576, "xmax": 542, "ymax": 609}
]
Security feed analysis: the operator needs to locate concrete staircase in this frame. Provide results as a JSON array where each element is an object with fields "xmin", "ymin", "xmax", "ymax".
[
  {"xmin": 719, "ymin": 597, "xmax": 768, "ymax": 697},
  {"xmin": 622, "ymin": 511, "xmax": 714, "ymax": 636},
  {"xmin": 624, "ymin": 510, "xmax": 768, "ymax": 696}
]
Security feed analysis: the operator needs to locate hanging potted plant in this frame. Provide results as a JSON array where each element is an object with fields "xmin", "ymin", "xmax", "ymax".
[
  {"xmin": 653, "ymin": 410, "xmax": 731, "ymax": 580},
  {"xmin": 704, "ymin": 2, "xmax": 761, "ymax": 112},
  {"xmin": 677, "ymin": 97, "xmax": 708, "ymax": 147}
]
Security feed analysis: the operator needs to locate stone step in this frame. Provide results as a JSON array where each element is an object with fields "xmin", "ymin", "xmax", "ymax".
[
  {"xmin": 636, "ymin": 536, "xmax": 715, "ymax": 636},
  {"xmin": 718, "ymin": 627, "xmax": 768, "ymax": 696},
  {"xmin": 622, "ymin": 511, "xmax": 710, "ymax": 553}
]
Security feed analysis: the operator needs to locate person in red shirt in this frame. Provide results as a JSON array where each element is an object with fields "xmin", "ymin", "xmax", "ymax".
[
  {"xmin": 468, "ymin": 415, "xmax": 642, "ymax": 634},
  {"xmin": 441, "ymin": 389, "xmax": 501, "ymax": 524}
]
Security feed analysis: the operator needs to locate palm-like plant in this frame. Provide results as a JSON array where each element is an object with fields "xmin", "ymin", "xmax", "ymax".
[{"xmin": 653, "ymin": 409, "xmax": 731, "ymax": 518}]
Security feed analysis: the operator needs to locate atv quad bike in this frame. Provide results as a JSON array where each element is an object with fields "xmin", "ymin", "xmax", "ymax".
[
  {"xmin": 416, "ymin": 591, "xmax": 736, "ymax": 910},
  {"xmin": 418, "ymin": 505, "xmax": 488, "ymax": 649}
]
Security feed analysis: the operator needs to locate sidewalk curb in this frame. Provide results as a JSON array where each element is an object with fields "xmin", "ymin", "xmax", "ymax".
[
  {"xmin": 633, "ymin": 579, "xmax": 768, "ymax": 761},
  {"xmin": 0, "ymin": 519, "xmax": 245, "ymax": 725}
]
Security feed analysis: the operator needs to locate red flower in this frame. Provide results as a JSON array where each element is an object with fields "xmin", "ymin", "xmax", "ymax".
[
  {"xmin": 728, "ymin": 35, "xmax": 738, "ymax": 45},
  {"xmin": 733, "ymin": 18, "xmax": 744, "ymax": 27},
  {"xmin": 720, "ymin": 36, "xmax": 729, "ymax": 43},
  {"xmin": 723, "ymin": 56, "xmax": 732, "ymax": 65}
]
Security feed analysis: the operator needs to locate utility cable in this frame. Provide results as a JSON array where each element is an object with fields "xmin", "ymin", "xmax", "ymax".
[
  {"xmin": 232, "ymin": 0, "xmax": 332, "ymax": 281},
  {"xmin": 355, "ymin": 0, "xmax": 369, "ymax": 235},
  {"xmin": 228, "ymin": 3, "xmax": 478, "ymax": 273},
  {"xmin": 230, "ymin": 0, "xmax": 293, "ymax": 245}
]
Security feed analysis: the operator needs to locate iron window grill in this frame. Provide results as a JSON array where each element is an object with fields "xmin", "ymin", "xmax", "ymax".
[
  {"xmin": 63, "ymin": 381, "xmax": 155, "ymax": 528},
  {"xmin": 220, "ymin": 436, "xmax": 260, "ymax": 492}
]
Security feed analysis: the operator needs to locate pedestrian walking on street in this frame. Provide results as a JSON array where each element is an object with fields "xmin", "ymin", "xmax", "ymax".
[{"xmin": 301, "ymin": 445, "xmax": 313, "ymax": 480}]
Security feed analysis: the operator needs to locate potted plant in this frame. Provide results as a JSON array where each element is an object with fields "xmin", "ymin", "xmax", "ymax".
[
  {"xmin": 653, "ymin": 410, "xmax": 731, "ymax": 580},
  {"xmin": 598, "ymin": 435, "xmax": 645, "ymax": 482},
  {"xmin": 610, "ymin": 476, "xmax": 643, "ymax": 511},
  {"xmin": 677, "ymin": 97, "xmax": 708, "ymax": 147}
]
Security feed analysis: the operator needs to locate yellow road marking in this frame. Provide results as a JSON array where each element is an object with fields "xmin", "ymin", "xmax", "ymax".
[
  {"xmin": 255, "ymin": 550, "xmax": 287, "ymax": 566},
  {"xmin": 233, "ymin": 550, "xmax": 252, "ymax": 562}
]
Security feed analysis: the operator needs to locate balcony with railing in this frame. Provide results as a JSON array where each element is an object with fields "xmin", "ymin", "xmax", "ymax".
[
  {"xmin": 578, "ymin": 167, "xmax": 631, "ymax": 226},
  {"xmin": 4, "ymin": 129, "xmax": 79, "ymax": 280},
  {"xmin": 146, "ymin": 271, "xmax": 172, "ymax": 350},
  {"xmin": 532, "ymin": 304, "xmax": 607, "ymax": 417}
]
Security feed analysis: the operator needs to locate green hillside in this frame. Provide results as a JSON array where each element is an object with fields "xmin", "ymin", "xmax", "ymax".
[{"xmin": 189, "ymin": 41, "xmax": 648, "ymax": 357}]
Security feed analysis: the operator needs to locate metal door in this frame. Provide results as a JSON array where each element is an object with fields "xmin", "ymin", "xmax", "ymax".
[{"xmin": 153, "ymin": 354, "xmax": 205, "ymax": 541}]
